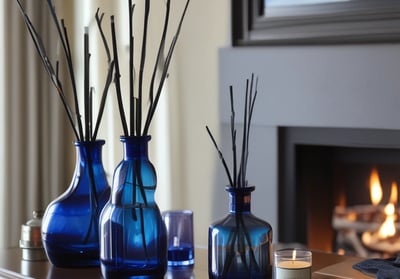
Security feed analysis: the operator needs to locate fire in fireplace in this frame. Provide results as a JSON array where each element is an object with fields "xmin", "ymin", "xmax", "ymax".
[
  {"xmin": 333, "ymin": 168, "xmax": 400, "ymax": 257},
  {"xmin": 278, "ymin": 126, "xmax": 400, "ymax": 256},
  {"xmin": 360, "ymin": 177, "xmax": 400, "ymax": 256}
]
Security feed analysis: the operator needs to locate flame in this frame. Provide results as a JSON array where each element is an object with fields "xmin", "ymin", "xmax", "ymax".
[
  {"xmin": 292, "ymin": 250, "xmax": 296, "ymax": 260},
  {"xmin": 378, "ymin": 211, "xmax": 396, "ymax": 239},
  {"xmin": 377, "ymin": 183, "xmax": 398, "ymax": 239},
  {"xmin": 389, "ymin": 181, "xmax": 398, "ymax": 205},
  {"xmin": 369, "ymin": 168, "xmax": 383, "ymax": 206}
]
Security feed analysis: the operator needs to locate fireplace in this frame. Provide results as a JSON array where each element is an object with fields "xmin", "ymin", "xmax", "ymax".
[
  {"xmin": 278, "ymin": 126, "xmax": 400, "ymax": 254},
  {"xmin": 219, "ymin": 45, "xmax": 400, "ymax": 255}
]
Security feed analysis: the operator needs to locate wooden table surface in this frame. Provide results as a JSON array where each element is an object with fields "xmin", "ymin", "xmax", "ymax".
[{"xmin": 0, "ymin": 247, "xmax": 371, "ymax": 278}]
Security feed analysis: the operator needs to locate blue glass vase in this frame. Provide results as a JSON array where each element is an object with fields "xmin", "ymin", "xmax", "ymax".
[
  {"xmin": 41, "ymin": 140, "xmax": 111, "ymax": 267},
  {"xmin": 100, "ymin": 135, "xmax": 167, "ymax": 279},
  {"xmin": 208, "ymin": 186, "xmax": 273, "ymax": 279}
]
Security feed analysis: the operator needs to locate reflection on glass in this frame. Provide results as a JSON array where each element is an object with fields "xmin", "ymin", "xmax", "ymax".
[{"xmin": 266, "ymin": 0, "xmax": 349, "ymax": 7}]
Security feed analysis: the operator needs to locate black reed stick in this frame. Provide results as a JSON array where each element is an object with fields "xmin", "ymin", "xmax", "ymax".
[
  {"xmin": 92, "ymin": 9, "xmax": 115, "ymax": 140},
  {"xmin": 84, "ymin": 27, "xmax": 90, "ymax": 141},
  {"xmin": 16, "ymin": 0, "xmax": 115, "ymax": 142},
  {"xmin": 110, "ymin": 16, "xmax": 129, "ymax": 136},
  {"xmin": 206, "ymin": 126, "xmax": 234, "ymax": 186},
  {"xmin": 142, "ymin": 0, "xmax": 190, "ymax": 136},
  {"xmin": 129, "ymin": 0, "xmax": 135, "ymax": 136},
  {"xmin": 108, "ymin": 0, "xmax": 190, "ymax": 137},
  {"xmin": 15, "ymin": 0, "xmax": 80, "ymax": 140},
  {"xmin": 230, "ymin": 86, "xmax": 237, "ymax": 188},
  {"xmin": 207, "ymin": 74, "xmax": 259, "ymax": 188},
  {"xmin": 136, "ymin": 0, "xmax": 150, "ymax": 136},
  {"xmin": 239, "ymin": 78, "xmax": 250, "ymax": 187},
  {"xmin": 149, "ymin": 0, "xmax": 170, "ymax": 108}
]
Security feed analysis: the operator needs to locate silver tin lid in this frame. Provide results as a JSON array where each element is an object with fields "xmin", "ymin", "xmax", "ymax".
[{"xmin": 19, "ymin": 210, "xmax": 47, "ymax": 261}]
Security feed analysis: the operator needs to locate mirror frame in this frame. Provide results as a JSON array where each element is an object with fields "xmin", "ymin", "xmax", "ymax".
[{"xmin": 232, "ymin": 0, "xmax": 400, "ymax": 45}]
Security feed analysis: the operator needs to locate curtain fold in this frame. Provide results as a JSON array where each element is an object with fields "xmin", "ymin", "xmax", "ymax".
[{"xmin": 2, "ymin": 1, "xmax": 74, "ymax": 247}]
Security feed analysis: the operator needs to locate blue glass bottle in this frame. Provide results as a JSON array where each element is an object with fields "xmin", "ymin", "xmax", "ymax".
[
  {"xmin": 208, "ymin": 186, "xmax": 273, "ymax": 279},
  {"xmin": 41, "ymin": 140, "xmax": 111, "ymax": 267},
  {"xmin": 100, "ymin": 136, "xmax": 167, "ymax": 279}
]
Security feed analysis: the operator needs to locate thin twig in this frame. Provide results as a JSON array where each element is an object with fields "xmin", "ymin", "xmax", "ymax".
[
  {"xmin": 15, "ymin": 0, "xmax": 80, "ymax": 140},
  {"xmin": 129, "ymin": 0, "xmax": 135, "ymax": 136},
  {"xmin": 244, "ymin": 74, "xmax": 258, "ymax": 185},
  {"xmin": 95, "ymin": 9, "xmax": 111, "ymax": 62},
  {"xmin": 207, "ymin": 74, "xmax": 259, "ymax": 189},
  {"xmin": 110, "ymin": 16, "xmax": 129, "ymax": 136},
  {"xmin": 61, "ymin": 20, "xmax": 84, "ymax": 141},
  {"xmin": 93, "ymin": 8, "xmax": 115, "ymax": 140},
  {"xmin": 93, "ymin": 61, "xmax": 114, "ymax": 140},
  {"xmin": 149, "ymin": 0, "xmax": 170, "ymax": 108},
  {"xmin": 238, "ymin": 79, "xmax": 249, "ymax": 187},
  {"xmin": 230, "ymin": 86, "xmax": 237, "ymax": 187},
  {"xmin": 206, "ymin": 126, "xmax": 234, "ymax": 186},
  {"xmin": 143, "ymin": 0, "xmax": 190, "ymax": 135},
  {"xmin": 47, "ymin": 0, "xmax": 84, "ymax": 140},
  {"xmin": 137, "ymin": 0, "xmax": 150, "ymax": 136},
  {"xmin": 84, "ymin": 28, "xmax": 90, "ymax": 141}
]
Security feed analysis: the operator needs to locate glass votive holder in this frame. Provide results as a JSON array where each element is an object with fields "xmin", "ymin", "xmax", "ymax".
[
  {"xmin": 162, "ymin": 210, "xmax": 195, "ymax": 268},
  {"xmin": 274, "ymin": 248, "xmax": 312, "ymax": 279}
]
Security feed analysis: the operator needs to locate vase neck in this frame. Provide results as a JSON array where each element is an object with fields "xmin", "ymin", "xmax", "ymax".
[
  {"xmin": 227, "ymin": 186, "xmax": 254, "ymax": 213},
  {"xmin": 75, "ymin": 140, "xmax": 105, "ymax": 164},
  {"xmin": 121, "ymin": 136, "xmax": 151, "ymax": 160}
]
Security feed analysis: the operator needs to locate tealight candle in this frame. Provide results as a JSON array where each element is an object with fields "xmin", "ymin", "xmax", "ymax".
[
  {"xmin": 274, "ymin": 248, "xmax": 312, "ymax": 279},
  {"xmin": 162, "ymin": 210, "xmax": 195, "ymax": 267}
]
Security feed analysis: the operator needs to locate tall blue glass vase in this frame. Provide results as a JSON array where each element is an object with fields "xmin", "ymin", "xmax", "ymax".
[
  {"xmin": 41, "ymin": 140, "xmax": 111, "ymax": 267},
  {"xmin": 100, "ymin": 135, "xmax": 167, "ymax": 279},
  {"xmin": 208, "ymin": 186, "xmax": 273, "ymax": 279}
]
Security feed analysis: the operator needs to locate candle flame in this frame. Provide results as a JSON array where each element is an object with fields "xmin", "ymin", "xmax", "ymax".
[
  {"xmin": 292, "ymin": 249, "xmax": 296, "ymax": 260},
  {"xmin": 369, "ymin": 168, "xmax": 383, "ymax": 206}
]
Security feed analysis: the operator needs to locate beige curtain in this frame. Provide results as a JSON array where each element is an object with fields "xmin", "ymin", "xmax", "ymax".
[{"xmin": 2, "ymin": 1, "xmax": 74, "ymax": 247}]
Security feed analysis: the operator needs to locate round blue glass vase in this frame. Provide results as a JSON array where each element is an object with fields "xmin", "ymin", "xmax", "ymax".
[
  {"xmin": 208, "ymin": 186, "xmax": 273, "ymax": 279},
  {"xmin": 100, "ymin": 135, "xmax": 167, "ymax": 279},
  {"xmin": 41, "ymin": 140, "xmax": 111, "ymax": 267}
]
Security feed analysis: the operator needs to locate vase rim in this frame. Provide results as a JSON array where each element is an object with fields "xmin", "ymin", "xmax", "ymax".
[
  {"xmin": 120, "ymin": 135, "xmax": 152, "ymax": 142},
  {"xmin": 225, "ymin": 185, "xmax": 255, "ymax": 192},
  {"xmin": 74, "ymin": 139, "xmax": 105, "ymax": 146}
]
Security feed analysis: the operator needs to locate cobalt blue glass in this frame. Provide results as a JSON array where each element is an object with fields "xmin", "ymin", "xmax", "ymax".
[
  {"xmin": 41, "ymin": 140, "xmax": 111, "ymax": 267},
  {"xmin": 208, "ymin": 186, "xmax": 273, "ymax": 279},
  {"xmin": 100, "ymin": 135, "xmax": 167, "ymax": 279}
]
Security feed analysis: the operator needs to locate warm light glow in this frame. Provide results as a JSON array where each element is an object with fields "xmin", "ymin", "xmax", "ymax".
[
  {"xmin": 384, "ymin": 203, "xmax": 395, "ymax": 216},
  {"xmin": 338, "ymin": 192, "xmax": 346, "ymax": 207},
  {"xmin": 347, "ymin": 212, "xmax": 357, "ymax": 221},
  {"xmin": 378, "ymin": 184, "xmax": 398, "ymax": 239},
  {"xmin": 362, "ymin": 178, "xmax": 400, "ymax": 252},
  {"xmin": 389, "ymin": 182, "xmax": 398, "ymax": 205},
  {"xmin": 337, "ymin": 248, "xmax": 345, "ymax": 256},
  {"xmin": 378, "ymin": 214, "xmax": 396, "ymax": 239},
  {"xmin": 292, "ymin": 250, "xmax": 296, "ymax": 260},
  {"xmin": 369, "ymin": 168, "xmax": 383, "ymax": 206}
]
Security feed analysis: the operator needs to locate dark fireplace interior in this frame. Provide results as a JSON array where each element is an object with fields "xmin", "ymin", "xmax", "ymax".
[{"xmin": 278, "ymin": 127, "xmax": 400, "ymax": 253}]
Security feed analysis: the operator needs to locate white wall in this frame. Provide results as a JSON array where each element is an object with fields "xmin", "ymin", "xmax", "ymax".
[{"xmin": 219, "ymin": 44, "xmax": 400, "ymax": 241}]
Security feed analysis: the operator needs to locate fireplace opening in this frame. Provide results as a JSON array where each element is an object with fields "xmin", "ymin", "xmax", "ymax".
[{"xmin": 278, "ymin": 127, "xmax": 400, "ymax": 256}]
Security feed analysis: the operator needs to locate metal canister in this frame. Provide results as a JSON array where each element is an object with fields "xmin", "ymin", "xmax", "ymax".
[{"xmin": 19, "ymin": 210, "xmax": 47, "ymax": 261}]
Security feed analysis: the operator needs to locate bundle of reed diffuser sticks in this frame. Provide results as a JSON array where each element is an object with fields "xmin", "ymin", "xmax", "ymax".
[
  {"xmin": 15, "ymin": 0, "xmax": 114, "ymax": 142},
  {"xmin": 207, "ymin": 74, "xmax": 258, "ymax": 188},
  {"xmin": 110, "ymin": 0, "xmax": 190, "ymax": 137}
]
